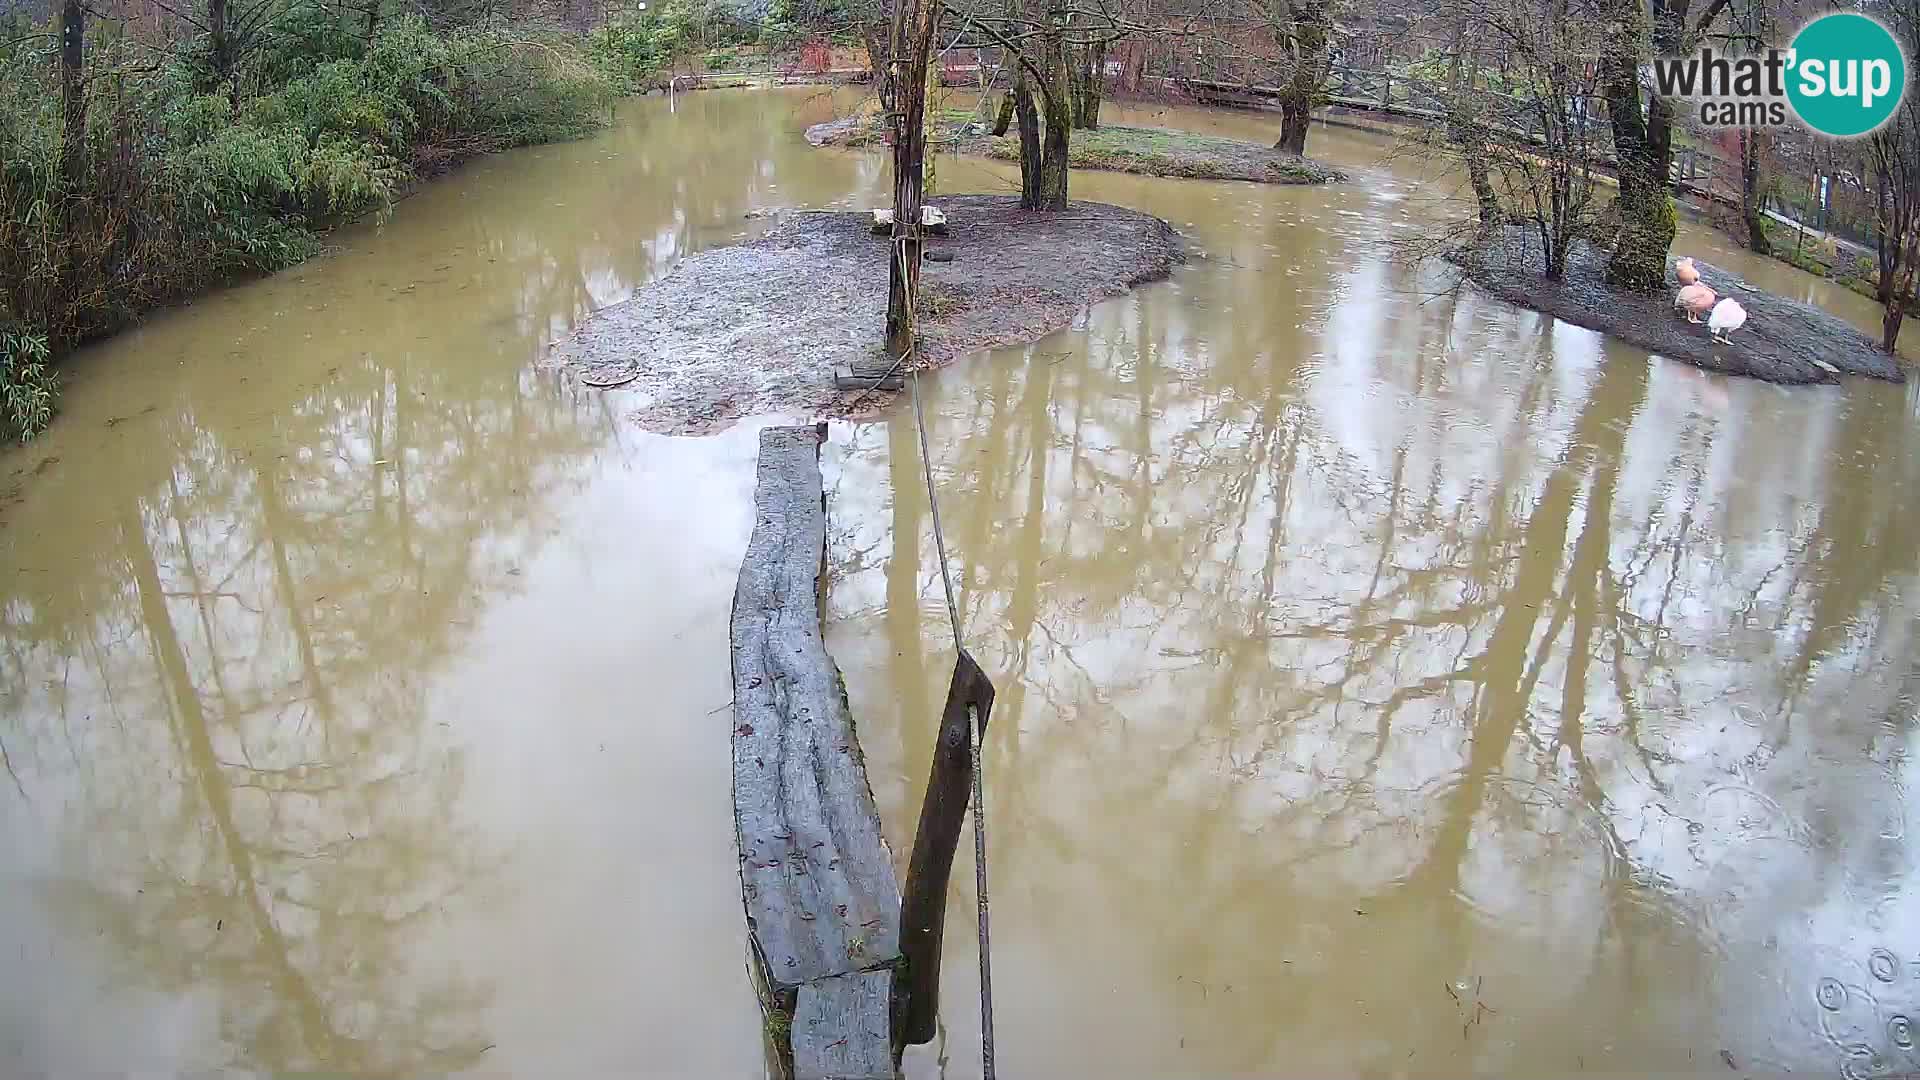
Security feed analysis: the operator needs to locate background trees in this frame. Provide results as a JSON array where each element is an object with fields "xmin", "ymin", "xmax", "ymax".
[{"xmin": 1417, "ymin": 0, "xmax": 1613, "ymax": 279}]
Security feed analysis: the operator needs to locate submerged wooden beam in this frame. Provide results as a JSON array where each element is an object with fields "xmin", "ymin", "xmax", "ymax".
[
  {"xmin": 833, "ymin": 364, "xmax": 905, "ymax": 392},
  {"xmin": 731, "ymin": 424, "xmax": 902, "ymax": 1079}
]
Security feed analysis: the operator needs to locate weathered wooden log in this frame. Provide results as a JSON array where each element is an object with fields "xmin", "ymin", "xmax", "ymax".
[
  {"xmin": 732, "ymin": 424, "xmax": 902, "ymax": 1078},
  {"xmin": 794, "ymin": 970, "xmax": 897, "ymax": 1080},
  {"xmin": 894, "ymin": 649, "xmax": 996, "ymax": 1047}
]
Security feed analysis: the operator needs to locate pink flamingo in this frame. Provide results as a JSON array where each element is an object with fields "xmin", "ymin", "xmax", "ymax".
[
  {"xmin": 1675, "ymin": 257, "xmax": 1700, "ymax": 285},
  {"xmin": 1674, "ymin": 283, "xmax": 1717, "ymax": 322}
]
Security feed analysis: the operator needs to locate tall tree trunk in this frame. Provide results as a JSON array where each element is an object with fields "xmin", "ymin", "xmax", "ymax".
[
  {"xmin": 1033, "ymin": 11, "xmax": 1072, "ymax": 209},
  {"xmin": 208, "ymin": 0, "xmax": 231, "ymax": 79},
  {"xmin": 992, "ymin": 90, "xmax": 1014, "ymax": 136},
  {"xmin": 1038, "ymin": 103, "xmax": 1069, "ymax": 208},
  {"xmin": 1882, "ymin": 219, "xmax": 1916, "ymax": 353},
  {"xmin": 1274, "ymin": 2, "xmax": 1330, "ymax": 156},
  {"xmin": 1276, "ymin": 103, "xmax": 1310, "ymax": 155},
  {"xmin": 884, "ymin": 0, "xmax": 943, "ymax": 362},
  {"xmin": 1885, "ymin": 275, "xmax": 1909, "ymax": 354},
  {"xmin": 1741, "ymin": 129, "xmax": 1771, "ymax": 256},
  {"xmin": 1870, "ymin": 130, "xmax": 1908, "ymax": 353},
  {"xmin": 1601, "ymin": 32, "xmax": 1672, "ymax": 293},
  {"xmin": 1005, "ymin": 0, "xmax": 1072, "ymax": 209},
  {"xmin": 1072, "ymin": 40, "xmax": 1105, "ymax": 129},
  {"xmin": 59, "ymin": 0, "xmax": 84, "ymax": 192},
  {"xmin": 1604, "ymin": 0, "xmax": 1697, "ymax": 292},
  {"xmin": 1013, "ymin": 70, "xmax": 1043, "ymax": 208}
]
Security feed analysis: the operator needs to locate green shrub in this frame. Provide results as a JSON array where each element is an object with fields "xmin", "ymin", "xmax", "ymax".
[
  {"xmin": 0, "ymin": 327, "xmax": 55, "ymax": 443},
  {"xmin": 0, "ymin": 7, "xmax": 617, "ymax": 439},
  {"xmin": 590, "ymin": 0, "xmax": 695, "ymax": 90}
]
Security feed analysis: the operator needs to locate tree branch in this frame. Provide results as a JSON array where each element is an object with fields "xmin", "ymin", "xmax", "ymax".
[{"xmin": 1690, "ymin": 0, "xmax": 1732, "ymax": 38}]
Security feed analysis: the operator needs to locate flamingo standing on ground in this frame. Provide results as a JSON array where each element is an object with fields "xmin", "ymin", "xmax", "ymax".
[
  {"xmin": 1708, "ymin": 297, "xmax": 1748, "ymax": 343},
  {"xmin": 1675, "ymin": 257, "xmax": 1700, "ymax": 285},
  {"xmin": 1674, "ymin": 283, "xmax": 1717, "ymax": 322}
]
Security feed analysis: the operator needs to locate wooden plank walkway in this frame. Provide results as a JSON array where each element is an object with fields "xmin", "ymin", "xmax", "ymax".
[{"xmin": 731, "ymin": 424, "xmax": 902, "ymax": 1079}]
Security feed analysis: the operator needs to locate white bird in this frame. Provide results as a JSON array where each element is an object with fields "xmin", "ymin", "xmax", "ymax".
[{"xmin": 1708, "ymin": 297, "xmax": 1747, "ymax": 343}]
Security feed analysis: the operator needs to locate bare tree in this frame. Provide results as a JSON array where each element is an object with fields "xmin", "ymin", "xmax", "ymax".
[
  {"xmin": 1265, "ymin": 0, "xmax": 1336, "ymax": 154},
  {"xmin": 1866, "ymin": 0, "xmax": 1918, "ymax": 352},
  {"xmin": 959, "ymin": 0, "xmax": 1167, "ymax": 208},
  {"xmin": 1428, "ymin": 0, "xmax": 1612, "ymax": 279}
]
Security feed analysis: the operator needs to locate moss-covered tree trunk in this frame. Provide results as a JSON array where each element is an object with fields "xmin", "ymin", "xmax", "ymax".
[
  {"xmin": 1273, "ymin": 0, "xmax": 1332, "ymax": 156},
  {"xmin": 992, "ymin": 90, "xmax": 1014, "ymax": 136},
  {"xmin": 1009, "ymin": 4, "xmax": 1071, "ymax": 210},
  {"xmin": 1072, "ymin": 40, "xmax": 1106, "ymax": 129},
  {"xmin": 1038, "ymin": 102, "xmax": 1069, "ymax": 208},
  {"xmin": 1013, "ymin": 70, "xmax": 1044, "ymax": 207},
  {"xmin": 1035, "ymin": 19, "xmax": 1072, "ymax": 209},
  {"xmin": 884, "ymin": 0, "xmax": 943, "ymax": 362},
  {"xmin": 1600, "ymin": 12, "xmax": 1673, "ymax": 294},
  {"xmin": 1602, "ymin": 0, "xmax": 1718, "ymax": 292}
]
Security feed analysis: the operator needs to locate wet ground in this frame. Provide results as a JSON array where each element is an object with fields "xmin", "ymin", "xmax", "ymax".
[{"xmin": 3, "ymin": 87, "xmax": 1918, "ymax": 1076}]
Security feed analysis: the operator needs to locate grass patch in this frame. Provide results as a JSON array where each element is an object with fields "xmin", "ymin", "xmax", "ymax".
[{"xmin": 975, "ymin": 124, "xmax": 1340, "ymax": 184}]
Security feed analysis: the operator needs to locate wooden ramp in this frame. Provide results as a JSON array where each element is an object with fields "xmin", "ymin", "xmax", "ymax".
[{"xmin": 731, "ymin": 424, "xmax": 902, "ymax": 1079}]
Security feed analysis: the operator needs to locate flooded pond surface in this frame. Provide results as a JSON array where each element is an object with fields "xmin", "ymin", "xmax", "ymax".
[{"xmin": 4, "ymin": 88, "xmax": 1919, "ymax": 1075}]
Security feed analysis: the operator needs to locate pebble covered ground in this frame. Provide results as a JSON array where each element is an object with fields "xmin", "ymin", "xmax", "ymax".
[
  {"xmin": 1455, "ymin": 229, "xmax": 1903, "ymax": 385},
  {"xmin": 549, "ymin": 195, "xmax": 1186, "ymax": 434}
]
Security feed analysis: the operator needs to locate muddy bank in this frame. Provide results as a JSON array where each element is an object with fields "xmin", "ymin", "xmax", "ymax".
[
  {"xmin": 1452, "ymin": 228, "xmax": 1903, "ymax": 384},
  {"xmin": 549, "ymin": 195, "xmax": 1185, "ymax": 433},
  {"xmin": 806, "ymin": 114, "xmax": 1343, "ymax": 185}
]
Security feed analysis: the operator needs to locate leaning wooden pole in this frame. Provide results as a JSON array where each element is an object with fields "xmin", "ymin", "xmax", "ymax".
[
  {"xmin": 732, "ymin": 425, "xmax": 903, "ymax": 1080},
  {"xmin": 893, "ymin": 652, "xmax": 995, "ymax": 1046}
]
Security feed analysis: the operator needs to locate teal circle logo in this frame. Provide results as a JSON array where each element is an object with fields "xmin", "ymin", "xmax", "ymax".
[{"xmin": 1786, "ymin": 13, "xmax": 1907, "ymax": 137}]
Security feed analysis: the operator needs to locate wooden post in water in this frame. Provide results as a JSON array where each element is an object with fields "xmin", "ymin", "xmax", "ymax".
[{"xmin": 893, "ymin": 650, "xmax": 996, "ymax": 1047}]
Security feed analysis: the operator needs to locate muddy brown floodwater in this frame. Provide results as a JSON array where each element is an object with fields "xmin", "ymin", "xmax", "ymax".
[{"xmin": 2, "ymin": 87, "xmax": 1917, "ymax": 1076}]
